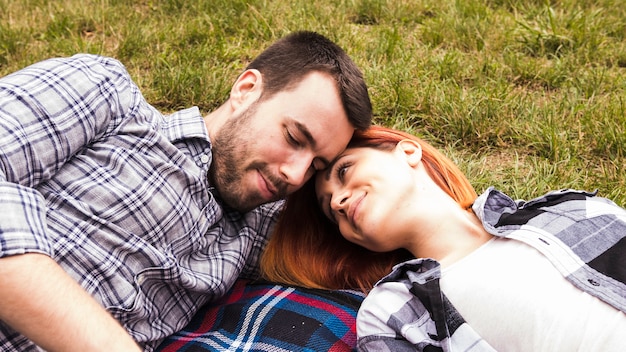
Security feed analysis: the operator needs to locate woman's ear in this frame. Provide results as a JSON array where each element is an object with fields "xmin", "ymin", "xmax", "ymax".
[
  {"xmin": 395, "ymin": 139, "xmax": 423, "ymax": 167},
  {"xmin": 229, "ymin": 69, "xmax": 263, "ymax": 111}
]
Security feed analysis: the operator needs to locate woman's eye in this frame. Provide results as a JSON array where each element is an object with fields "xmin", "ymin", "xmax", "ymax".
[
  {"xmin": 338, "ymin": 167, "xmax": 347, "ymax": 180},
  {"xmin": 335, "ymin": 162, "xmax": 351, "ymax": 181}
]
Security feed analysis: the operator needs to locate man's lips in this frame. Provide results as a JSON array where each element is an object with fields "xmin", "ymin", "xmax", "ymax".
[{"xmin": 258, "ymin": 170, "xmax": 279, "ymax": 199}]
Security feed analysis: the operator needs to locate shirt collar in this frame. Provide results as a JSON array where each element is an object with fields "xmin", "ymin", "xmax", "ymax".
[{"xmin": 162, "ymin": 107, "xmax": 210, "ymax": 144}]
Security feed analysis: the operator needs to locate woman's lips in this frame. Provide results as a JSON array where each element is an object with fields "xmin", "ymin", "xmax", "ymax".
[{"xmin": 348, "ymin": 193, "xmax": 365, "ymax": 229}]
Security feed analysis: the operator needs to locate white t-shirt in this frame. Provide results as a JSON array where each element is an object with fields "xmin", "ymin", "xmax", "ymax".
[{"xmin": 440, "ymin": 236, "xmax": 626, "ymax": 351}]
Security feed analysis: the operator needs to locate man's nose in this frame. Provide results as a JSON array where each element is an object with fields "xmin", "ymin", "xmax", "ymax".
[{"xmin": 279, "ymin": 155, "xmax": 313, "ymax": 187}]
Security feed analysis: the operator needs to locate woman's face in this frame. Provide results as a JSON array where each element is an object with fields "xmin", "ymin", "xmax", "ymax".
[{"xmin": 315, "ymin": 143, "xmax": 421, "ymax": 252}]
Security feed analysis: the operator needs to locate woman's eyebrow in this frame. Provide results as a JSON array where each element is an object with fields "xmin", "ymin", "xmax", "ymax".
[
  {"xmin": 323, "ymin": 159, "xmax": 337, "ymax": 181},
  {"xmin": 322, "ymin": 153, "xmax": 346, "ymax": 181}
]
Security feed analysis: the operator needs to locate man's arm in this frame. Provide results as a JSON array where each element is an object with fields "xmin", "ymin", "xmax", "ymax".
[
  {"xmin": 0, "ymin": 253, "xmax": 141, "ymax": 351},
  {"xmin": 0, "ymin": 55, "xmax": 148, "ymax": 349}
]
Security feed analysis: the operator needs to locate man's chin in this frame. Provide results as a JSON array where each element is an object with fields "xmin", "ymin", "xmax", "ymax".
[{"xmin": 220, "ymin": 192, "xmax": 267, "ymax": 213}]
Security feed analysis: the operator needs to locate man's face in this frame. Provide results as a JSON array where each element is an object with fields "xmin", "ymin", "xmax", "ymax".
[{"xmin": 210, "ymin": 71, "xmax": 354, "ymax": 212}]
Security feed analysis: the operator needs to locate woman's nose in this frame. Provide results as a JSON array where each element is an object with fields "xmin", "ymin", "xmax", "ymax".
[{"xmin": 330, "ymin": 192, "xmax": 348, "ymax": 215}]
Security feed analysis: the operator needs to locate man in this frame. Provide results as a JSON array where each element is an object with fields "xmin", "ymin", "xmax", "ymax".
[{"xmin": 0, "ymin": 31, "xmax": 371, "ymax": 351}]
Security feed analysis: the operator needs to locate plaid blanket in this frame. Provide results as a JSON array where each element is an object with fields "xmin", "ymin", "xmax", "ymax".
[{"xmin": 156, "ymin": 279, "xmax": 365, "ymax": 352}]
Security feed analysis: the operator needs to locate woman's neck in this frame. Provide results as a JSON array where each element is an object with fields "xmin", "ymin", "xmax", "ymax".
[
  {"xmin": 401, "ymin": 165, "xmax": 493, "ymax": 266},
  {"xmin": 407, "ymin": 203, "xmax": 493, "ymax": 267},
  {"xmin": 438, "ymin": 210, "xmax": 493, "ymax": 267}
]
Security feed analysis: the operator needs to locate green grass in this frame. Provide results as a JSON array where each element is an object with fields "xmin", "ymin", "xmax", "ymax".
[{"xmin": 1, "ymin": 0, "xmax": 625, "ymax": 206}]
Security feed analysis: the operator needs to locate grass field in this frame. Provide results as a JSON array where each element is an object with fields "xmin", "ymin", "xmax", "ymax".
[{"xmin": 1, "ymin": 0, "xmax": 625, "ymax": 206}]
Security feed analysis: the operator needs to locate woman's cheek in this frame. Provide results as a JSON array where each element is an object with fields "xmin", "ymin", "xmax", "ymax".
[{"xmin": 340, "ymin": 227, "xmax": 359, "ymax": 245}]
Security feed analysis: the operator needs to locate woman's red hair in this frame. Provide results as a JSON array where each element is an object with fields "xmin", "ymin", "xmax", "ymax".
[{"xmin": 260, "ymin": 126, "xmax": 477, "ymax": 292}]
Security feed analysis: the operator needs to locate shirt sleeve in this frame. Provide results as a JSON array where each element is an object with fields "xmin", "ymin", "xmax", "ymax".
[
  {"xmin": 356, "ymin": 282, "xmax": 419, "ymax": 351},
  {"xmin": 239, "ymin": 200, "xmax": 284, "ymax": 279},
  {"xmin": 356, "ymin": 277, "xmax": 452, "ymax": 352},
  {"xmin": 0, "ymin": 54, "xmax": 144, "ymax": 257}
]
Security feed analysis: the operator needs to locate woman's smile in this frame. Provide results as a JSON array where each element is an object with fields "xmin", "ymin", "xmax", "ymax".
[{"xmin": 347, "ymin": 192, "xmax": 365, "ymax": 231}]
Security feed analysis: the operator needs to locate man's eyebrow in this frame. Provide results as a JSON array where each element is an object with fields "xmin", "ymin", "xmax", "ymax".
[
  {"xmin": 293, "ymin": 120, "xmax": 316, "ymax": 148},
  {"xmin": 292, "ymin": 120, "xmax": 330, "ymax": 166}
]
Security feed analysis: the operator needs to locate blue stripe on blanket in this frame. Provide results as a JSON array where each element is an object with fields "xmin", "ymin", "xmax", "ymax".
[{"xmin": 156, "ymin": 279, "xmax": 365, "ymax": 352}]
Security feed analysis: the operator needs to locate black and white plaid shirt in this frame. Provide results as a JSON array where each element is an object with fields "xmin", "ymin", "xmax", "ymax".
[
  {"xmin": 357, "ymin": 187, "xmax": 626, "ymax": 351},
  {"xmin": 0, "ymin": 54, "xmax": 281, "ymax": 351}
]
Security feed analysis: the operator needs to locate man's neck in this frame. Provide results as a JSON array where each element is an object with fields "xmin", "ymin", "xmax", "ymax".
[{"xmin": 203, "ymin": 103, "xmax": 230, "ymax": 141}]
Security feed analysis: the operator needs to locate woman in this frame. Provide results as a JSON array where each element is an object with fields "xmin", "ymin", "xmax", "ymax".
[{"xmin": 261, "ymin": 126, "xmax": 626, "ymax": 351}]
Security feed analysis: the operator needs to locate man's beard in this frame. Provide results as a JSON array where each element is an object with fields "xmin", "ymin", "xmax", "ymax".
[{"xmin": 208, "ymin": 103, "xmax": 286, "ymax": 212}]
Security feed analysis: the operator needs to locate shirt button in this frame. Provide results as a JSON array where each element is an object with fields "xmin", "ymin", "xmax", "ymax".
[{"xmin": 200, "ymin": 154, "xmax": 210, "ymax": 163}]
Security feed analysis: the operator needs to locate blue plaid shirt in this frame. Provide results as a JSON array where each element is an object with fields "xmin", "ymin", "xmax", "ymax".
[
  {"xmin": 0, "ymin": 54, "xmax": 282, "ymax": 351},
  {"xmin": 357, "ymin": 187, "xmax": 626, "ymax": 351}
]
